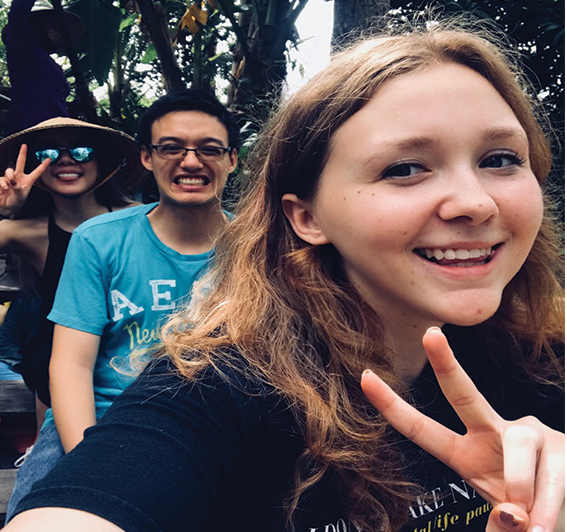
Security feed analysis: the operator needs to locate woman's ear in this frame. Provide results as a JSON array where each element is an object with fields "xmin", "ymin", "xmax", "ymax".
[{"xmin": 281, "ymin": 193, "xmax": 330, "ymax": 246}]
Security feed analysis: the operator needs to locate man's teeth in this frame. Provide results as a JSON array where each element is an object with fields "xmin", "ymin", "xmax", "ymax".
[
  {"xmin": 423, "ymin": 247, "xmax": 492, "ymax": 261},
  {"xmin": 177, "ymin": 177, "xmax": 206, "ymax": 186}
]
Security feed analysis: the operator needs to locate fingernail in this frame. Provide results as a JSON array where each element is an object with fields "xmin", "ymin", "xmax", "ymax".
[
  {"xmin": 362, "ymin": 369, "xmax": 374, "ymax": 376},
  {"xmin": 428, "ymin": 326, "xmax": 442, "ymax": 332},
  {"xmin": 500, "ymin": 511, "xmax": 525, "ymax": 528}
]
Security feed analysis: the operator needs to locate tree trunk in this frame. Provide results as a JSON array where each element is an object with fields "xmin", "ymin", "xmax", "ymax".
[
  {"xmin": 192, "ymin": 30, "xmax": 203, "ymax": 90},
  {"xmin": 332, "ymin": 0, "xmax": 390, "ymax": 50},
  {"xmin": 136, "ymin": 0, "xmax": 185, "ymax": 92},
  {"xmin": 223, "ymin": 0, "xmax": 309, "ymax": 121}
]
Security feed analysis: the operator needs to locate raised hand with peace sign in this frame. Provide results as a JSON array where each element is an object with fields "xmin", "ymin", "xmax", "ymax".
[
  {"xmin": 362, "ymin": 328, "xmax": 565, "ymax": 532},
  {"xmin": 0, "ymin": 143, "xmax": 51, "ymax": 218}
]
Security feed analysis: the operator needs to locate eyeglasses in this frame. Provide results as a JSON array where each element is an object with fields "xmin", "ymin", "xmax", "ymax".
[
  {"xmin": 34, "ymin": 146, "xmax": 95, "ymax": 164},
  {"xmin": 149, "ymin": 144, "xmax": 231, "ymax": 161}
]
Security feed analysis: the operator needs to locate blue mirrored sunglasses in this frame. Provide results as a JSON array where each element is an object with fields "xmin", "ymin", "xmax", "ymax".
[{"xmin": 34, "ymin": 146, "xmax": 95, "ymax": 164}]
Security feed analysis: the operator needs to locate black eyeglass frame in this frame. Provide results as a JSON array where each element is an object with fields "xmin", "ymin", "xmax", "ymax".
[
  {"xmin": 148, "ymin": 144, "xmax": 232, "ymax": 160},
  {"xmin": 34, "ymin": 145, "xmax": 96, "ymax": 164}
]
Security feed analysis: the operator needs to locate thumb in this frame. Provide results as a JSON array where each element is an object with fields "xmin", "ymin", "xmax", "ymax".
[{"xmin": 487, "ymin": 503, "xmax": 530, "ymax": 532}]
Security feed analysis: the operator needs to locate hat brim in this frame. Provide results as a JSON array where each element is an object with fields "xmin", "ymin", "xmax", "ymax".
[{"xmin": 0, "ymin": 117, "xmax": 147, "ymax": 193}]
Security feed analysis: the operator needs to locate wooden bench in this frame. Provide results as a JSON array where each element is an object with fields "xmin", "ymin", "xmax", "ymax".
[
  {"xmin": 0, "ymin": 381, "xmax": 35, "ymax": 414},
  {"xmin": 0, "ymin": 380, "xmax": 36, "ymax": 519}
]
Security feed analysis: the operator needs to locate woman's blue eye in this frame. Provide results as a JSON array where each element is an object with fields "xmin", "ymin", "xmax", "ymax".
[
  {"xmin": 382, "ymin": 162, "xmax": 425, "ymax": 179},
  {"xmin": 480, "ymin": 152, "xmax": 524, "ymax": 168}
]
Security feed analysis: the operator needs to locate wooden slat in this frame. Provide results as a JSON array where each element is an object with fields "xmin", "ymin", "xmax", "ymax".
[
  {"xmin": 0, "ymin": 381, "xmax": 35, "ymax": 414},
  {"xmin": 0, "ymin": 468, "xmax": 17, "ymax": 513}
]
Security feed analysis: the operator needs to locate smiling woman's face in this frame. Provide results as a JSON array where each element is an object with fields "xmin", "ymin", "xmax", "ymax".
[
  {"xmin": 31, "ymin": 130, "xmax": 99, "ymax": 196},
  {"xmin": 284, "ymin": 62, "xmax": 543, "ymax": 332}
]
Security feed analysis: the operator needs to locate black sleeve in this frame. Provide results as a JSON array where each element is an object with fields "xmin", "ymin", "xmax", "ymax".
[{"xmin": 14, "ymin": 357, "xmax": 271, "ymax": 532}]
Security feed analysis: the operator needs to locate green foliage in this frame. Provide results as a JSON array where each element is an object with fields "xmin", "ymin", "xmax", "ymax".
[
  {"xmin": 66, "ymin": 0, "xmax": 123, "ymax": 85},
  {"xmin": 141, "ymin": 43, "xmax": 158, "ymax": 64},
  {"xmin": 389, "ymin": 1, "xmax": 563, "ymax": 114},
  {"xmin": 0, "ymin": 0, "xmax": 9, "ymax": 87}
]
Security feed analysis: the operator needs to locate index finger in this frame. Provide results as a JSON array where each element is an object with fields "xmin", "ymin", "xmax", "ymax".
[
  {"xmin": 423, "ymin": 327, "xmax": 500, "ymax": 431},
  {"xmin": 361, "ymin": 368, "xmax": 459, "ymax": 460},
  {"xmin": 14, "ymin": 144, "xmax": 50, "ymax": 183},
  {"xmin": 27, "ymin": 157, "xmax": 51, "ymax": 184}
]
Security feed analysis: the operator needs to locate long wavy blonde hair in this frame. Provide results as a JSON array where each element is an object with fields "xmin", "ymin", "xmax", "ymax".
[{"xmin": 157, "ymin": 17, "xmax": 564, "ymax": 532}]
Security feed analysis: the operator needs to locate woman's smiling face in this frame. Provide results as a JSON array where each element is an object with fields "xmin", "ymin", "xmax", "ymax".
[
  {"xmin": 285, "ymin": 62, "xmax": 543, "ymax": 332},
  {"xmin": 33, "ymin": 130, "xmax": 99, "ymax": 197}
]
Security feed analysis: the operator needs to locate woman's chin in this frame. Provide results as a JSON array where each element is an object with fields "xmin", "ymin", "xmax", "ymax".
[{"xmin": 438, "ymin": 300, "xmax": 501, "ymax": 328}]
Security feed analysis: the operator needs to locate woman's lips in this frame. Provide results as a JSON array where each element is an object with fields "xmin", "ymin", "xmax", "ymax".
[{"xmin": 54, "ymin": 172, "xmax": 81, "ymax": 182}]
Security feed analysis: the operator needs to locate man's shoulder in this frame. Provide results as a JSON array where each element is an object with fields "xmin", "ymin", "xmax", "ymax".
[{"xmin": 74, "ymin": 203, "xmax": 156, "ymax": 237}]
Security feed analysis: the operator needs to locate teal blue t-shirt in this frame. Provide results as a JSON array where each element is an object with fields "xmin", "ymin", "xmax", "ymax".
[{"xmin": 46, "ymin": 203, "xmax": 215, "ymax": 424}]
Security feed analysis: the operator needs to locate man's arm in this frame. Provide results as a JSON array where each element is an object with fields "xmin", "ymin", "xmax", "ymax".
[
  {"xmin": 49, "ymin": 324, "xmax": 101, "ymax": 453},
  {"xmin": 5, "ymin": 508, "xmax": 124, "ymax": 531}
]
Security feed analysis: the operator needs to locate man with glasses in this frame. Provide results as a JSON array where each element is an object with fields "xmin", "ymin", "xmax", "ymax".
[{"xmin": 5, "ymin": 90, "xmax": 241, "ymax": 522}]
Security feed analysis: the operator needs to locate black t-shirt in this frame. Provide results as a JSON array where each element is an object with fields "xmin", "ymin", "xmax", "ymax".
[{"xmin": 16, "ymin": 339, "xmax": 564, "ymax": 532}]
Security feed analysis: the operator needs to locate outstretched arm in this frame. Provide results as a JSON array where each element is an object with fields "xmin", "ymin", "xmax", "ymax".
[
  {"xmin": 361, "ymin": 327, "xmax": 565, "ymax": 532},
  {"xmin": 5, "ymin": 508, "xmax": 124, "ymax": 531}
]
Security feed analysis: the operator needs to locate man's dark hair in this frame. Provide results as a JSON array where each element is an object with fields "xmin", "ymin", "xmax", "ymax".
[{"xmin": 136, "ymin": 89, "xmax": 241, "ymax": 151}]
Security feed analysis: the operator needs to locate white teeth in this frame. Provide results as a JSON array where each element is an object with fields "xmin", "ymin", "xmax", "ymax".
[
  {"xmin": 57, "ymin": 173, "xmax": 80, "ymax": 178},
  {"xmin": 177, "ymin": 177, "xmax": 206, "ymax": 186},
  {"xmin": 421, "ymin": 247, "xmax": 493, "ymax": 261},
  {"xmin": 433, "ymin": 249, "xmax": 444, "ymax": 260}
]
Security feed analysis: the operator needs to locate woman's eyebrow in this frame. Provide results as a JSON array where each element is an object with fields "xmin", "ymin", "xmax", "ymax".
[
  {"xmin": 359, "ymin": 136, "xmax": 438, "ymax": 169},
  {"xmin": 482, "ymin": 126, "xmax": 528, "ymax": 143}
]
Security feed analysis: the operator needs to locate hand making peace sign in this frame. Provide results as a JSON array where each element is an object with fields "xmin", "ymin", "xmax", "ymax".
[
  {"xmin": 361, "ymin": 327, "xmax": 565, "ymax": 532},
  {"xmin": 0, "ymin": 143, "xmax": 51, "ymax": 217}
]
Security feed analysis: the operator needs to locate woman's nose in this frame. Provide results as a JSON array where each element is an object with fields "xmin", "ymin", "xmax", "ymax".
[{"xmin": 437, "ymin": 171, "xmax": 499, "ymax": 225}]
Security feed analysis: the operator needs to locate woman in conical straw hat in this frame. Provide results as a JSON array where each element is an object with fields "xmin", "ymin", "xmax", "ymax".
[{"xmin": 0, "ymin": 116, "xmax": 146, "ymax": 425}]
